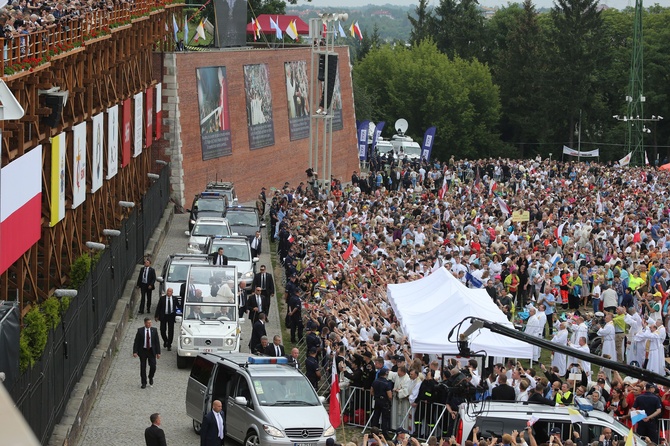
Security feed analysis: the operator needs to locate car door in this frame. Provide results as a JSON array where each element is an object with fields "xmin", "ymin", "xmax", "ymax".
[
  {"xmin": 186, "ymin": 356, "xmax": 216, "ymax": 422},
  {"xmin": 227, "ymin": 373, "xmax": 255, "ymax": 441}
]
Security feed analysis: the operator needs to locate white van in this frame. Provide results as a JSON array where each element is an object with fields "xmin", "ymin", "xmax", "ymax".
[
  {"xmin": 458, "ymin": 401, "xmax": 644, "ymax": 446},
  {"xmin": 186, "ymin": 353, "xmax": 335, "ymax": 446},
  {"xmin": 391, "ymin": 135, "xmax": 422, "ymax": 161}
]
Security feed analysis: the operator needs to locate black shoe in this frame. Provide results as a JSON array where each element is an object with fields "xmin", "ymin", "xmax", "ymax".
[
  {"xmin": 146, "ymin": 308, "xmax": 151, "ymax": 313},
  {"xmin": 149, "ymin": 378, "xmax": 154, "ymax": 386},
  {"xmin": 163, "ymin": 342, "xmax": 167, "ymax": 348},
  {"xmin": 138, "ymin": 310, "xmax": 144, "ymax": 314},
  {"xmin": 167, "ymin": 346, "xmax": 171, "ymax": 351},
  {"xmin": 141, "ymin": 384, "xmax": 146, "ymax": 389}
]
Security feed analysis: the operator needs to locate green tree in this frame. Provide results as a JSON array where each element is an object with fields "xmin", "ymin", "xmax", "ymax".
[
  {"xmin": 432, "ymin": 0, "xmax": 486, "ymax": 60},
  {"xmin": 353, "ymin": 40, "xmax": 500, "ymax": 160},
  {"xmin": 356, "ymin": 24, "xmax": 382, "ymax": 62},
  {"xmin": 547, "ymin": 0, "xmax": 607, "ymax": 147},
  {"xmin": 408, "ymin": 0, "xmax": 433, "ymax": 46}
]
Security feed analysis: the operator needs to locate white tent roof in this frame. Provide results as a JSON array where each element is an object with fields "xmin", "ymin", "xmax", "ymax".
[{"xmin": 387, "ymin": 267, "xmax": 534, "ymax": 358}]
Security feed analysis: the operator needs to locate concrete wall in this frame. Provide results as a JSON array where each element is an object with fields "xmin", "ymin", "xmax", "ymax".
[{"xmin": 158, "ymin": 46, "xmax": 359, "ymax": 206}]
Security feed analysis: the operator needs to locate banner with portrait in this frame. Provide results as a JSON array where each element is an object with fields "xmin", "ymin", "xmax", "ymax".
[
  {"xmin": 71, "ymin": 122, "xmax": 87, "ymax": 209},
  {"xmin": 91, "ymin": 112, "xmax": 104, "ymax": 193},
  {"xmin": 196, "ymin": 66, "xmax": 232, "ymax": 160},
  {"xmin": 331, "ymin": 70, "xmax": 343, "ymax": 131},
  {"xmin": 133, "ymin": 92, "xmax": 143, "ymax": 157},
  {"xmin": 107, "ymin": 105, "xmax": 119, "ymax": 179},
  {"xmin": 284, "ymin": 60, "xmax": 310, "ymax": 141},
  {"xmin": 244, "ymin": 63, "xmax": 275, "ymax": 149}
]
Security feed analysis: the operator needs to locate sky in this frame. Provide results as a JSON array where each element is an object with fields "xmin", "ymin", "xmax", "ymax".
[{"xmin": 305, "ymin": 0, "xmax": 670, "ymax": 10}]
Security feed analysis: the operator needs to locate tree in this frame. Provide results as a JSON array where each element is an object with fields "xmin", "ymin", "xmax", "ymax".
[
  {"xmin": 356, "ymin": 24, "xmax": 382, "ymax": 62},
  {"xmin": 353, "ymin": 40, "xmax": 500, "ymax": 160},
  {"xmin": 547, "ymin": 0, "xmax": 607, "ymax": 147},
  {"xmin": 432, "ymin": 0, "xmax": 486, "ymax": 60},
  {"xmin": 408, "ymin": 0, "xmax": 433, "ymax": 46}
]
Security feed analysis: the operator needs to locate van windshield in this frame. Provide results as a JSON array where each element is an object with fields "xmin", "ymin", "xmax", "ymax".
[
  {"xmin": 403, "ymin": 145, "xmax": 421, "ymax": 157},
  {"xmin": 252, "ymin": 376, "xmax": 321, "ymax": 406}
]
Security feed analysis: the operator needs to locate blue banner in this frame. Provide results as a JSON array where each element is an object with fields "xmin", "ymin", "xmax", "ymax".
[
  {"xmin": 421, "ymin": 126, "xmax": 437, "ymax": 161},
  {"xmin": 371, "ymin": 121, "xmax": 385, "ymax": 150},
  {"xmin": 357, "ymin": 120, "xmax": 370, "ymax": 161}
]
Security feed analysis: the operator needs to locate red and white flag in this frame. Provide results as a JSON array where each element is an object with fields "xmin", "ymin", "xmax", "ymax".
[
  {"xmin": 556, "ymin": 221, "xmax": 566, "ymax": 239},
  {"xmin": 329, "ymin": 357, "xmax": 341, "ymax": 428},
  {"xmin": 1, "ymin": 146, "xmax": 42, "ymax": 274},
  {"xmin": 489, "ymin": 180, "xmax": 497, "ymax": 196},
  {"xmin": 288, "ymin": 234, "xmax": 295, "ymax": 243},
  {"xmin": 496, "ymin": 195, "xmax": 510, "ymax": 216},
  {"xmin": 342, "ymin": 240, "xmax": 354, "ymax": 261},
  {"xmin": 438, "ymin": 176, "xmax": 448, "ymax": 199}
]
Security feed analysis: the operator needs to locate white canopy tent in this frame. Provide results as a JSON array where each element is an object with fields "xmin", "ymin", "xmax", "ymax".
[{"xmin": 387, "ymin": 267, "xmax": 534, "ymax": 358}]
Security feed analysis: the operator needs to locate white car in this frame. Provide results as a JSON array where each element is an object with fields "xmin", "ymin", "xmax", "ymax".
[
  {"xmin": 205, "ymin": 235, "xmax": 258, "ymax": 292},
  {"xmin": 185, "ymin": 217, "xmax": 232, "ymax": 254}
]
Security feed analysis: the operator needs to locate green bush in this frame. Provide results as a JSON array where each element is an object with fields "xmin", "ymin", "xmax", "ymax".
[
  {"xmin": 22, "ymin": 306, "xmax": 48, "ymax": 366},
  {"xmin": 19, "ymin": 332, "xmax": 33, "ymax": 372},
  {"xmin": 42, "ymin": 296, "xmax": 61, "ymax": 330},
  {"xmin": 70, "ymin": 254, "xmax": 91, "ymax": 289}
]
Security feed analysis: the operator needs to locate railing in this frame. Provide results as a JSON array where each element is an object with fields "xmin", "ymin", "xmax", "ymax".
[
  {"xmin": 339, "ymin": 386, "xmax": 453, "ymax": 441},
  {"xmin": 0, "ymin": 0, "xmax": 180, "ymax": 77}
]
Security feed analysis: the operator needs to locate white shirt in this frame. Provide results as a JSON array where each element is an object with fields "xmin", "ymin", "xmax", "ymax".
[{"xmin": 215, "ymin": 411, "xmax": 224, "ymax": 439}]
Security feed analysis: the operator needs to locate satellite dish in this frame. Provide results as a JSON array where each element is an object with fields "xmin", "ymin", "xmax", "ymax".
[{"xmin": 395, "ymin": 118, "xmax": 408, "ymax": 135}]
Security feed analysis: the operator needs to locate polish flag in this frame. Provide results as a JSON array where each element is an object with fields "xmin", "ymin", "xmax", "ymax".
[
  {"xmin": 329, "ymin": 356, "xmax": 341, "ymax": 428},
  {"xmin": 489, "ymin": 180, "xmax": 497, "ymax": 196},
  {"xmin": 1, "ymin": 146, "xmax": 42, "ymax": 274},
  {"xmin": 496, "ymin": 195, "xmax": 510, "ymax": 216},
  {"xmin": 342, "ymin": 240, "xmax": 354, "ymax": 261}
]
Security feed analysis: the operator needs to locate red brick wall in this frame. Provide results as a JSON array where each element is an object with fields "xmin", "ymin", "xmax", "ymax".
[{"xmin": 171, "ymin": 46, "xmax": 359, "ymax": 204}]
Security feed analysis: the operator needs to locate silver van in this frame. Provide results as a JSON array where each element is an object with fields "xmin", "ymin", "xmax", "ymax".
[{"xmin": 186, "ymin": 353, "xmax": 336, "ymax": 446}]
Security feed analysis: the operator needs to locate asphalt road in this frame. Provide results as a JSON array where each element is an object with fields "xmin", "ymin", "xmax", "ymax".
[{"xmin": 76, "ymin": 211, "xmax": 282, "ymax": 446}]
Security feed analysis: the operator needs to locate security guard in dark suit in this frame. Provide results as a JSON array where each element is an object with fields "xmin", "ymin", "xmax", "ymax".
[{"xmin": 370, "ymin": 368, "xmax": 393, "ymax": 438}]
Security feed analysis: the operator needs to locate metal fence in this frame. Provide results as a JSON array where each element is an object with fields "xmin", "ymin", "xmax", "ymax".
[
  {"xmin": 339, "ymin": 386, "xmax": 451, "ymax": 441},
  {"xmin": 7, "ymin": 165, "xmax": 170, "ymax": 445}
]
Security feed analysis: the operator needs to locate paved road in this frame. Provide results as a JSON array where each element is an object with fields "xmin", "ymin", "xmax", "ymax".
[{"xmin": 76, "ymin": 211, "xmax": 282, "ymax": 446}]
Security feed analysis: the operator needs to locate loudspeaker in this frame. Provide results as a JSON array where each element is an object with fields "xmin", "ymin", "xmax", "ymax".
[
  {"xmin": 319, "ymin": 55, "xmax": 338, "ymax": 110},
  {"xmin": 318, "ymin": 54, "xmax": 326, "ymax": 81},
  {"xmin": 42, "ymin": 94, "xmax": 64, "ymax": 127}
]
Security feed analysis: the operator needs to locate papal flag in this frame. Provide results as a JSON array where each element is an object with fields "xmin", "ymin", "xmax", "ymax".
[
  {"xmin": 50, "ymin": 133, "xmax": 66, "ymax": 226},
  {"xmin": 195, "ymin": 20, "xmax": 206, "ymax": 42},
  {"xmin": 619, "ymin": 152, "xmax": 632, "ymax": 167},
  {"xmin": 285, "ymin": 20, "xmax": 299, "ymax": 40}
]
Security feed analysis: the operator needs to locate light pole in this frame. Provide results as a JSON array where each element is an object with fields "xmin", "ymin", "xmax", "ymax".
[
  {"xmin": 85, "ymin": 241, "xmax": 106, "ymax": 313},
  {"xmin": 54, "ymin": 289, "xmax": 77, "ymax": 359},
  {"xmin": 118, "ymin": 201, "xmax": 135, "ymax": 249},
  {"xmin": 613, "ymin": 113, "xmax": 663, "ymax": 165},
  {"xmin": 102, "ymin": 229, "xmax": 120, "ymax": 278}
]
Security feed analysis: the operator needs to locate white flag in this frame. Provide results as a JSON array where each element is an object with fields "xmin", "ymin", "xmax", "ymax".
[{"xmin": 619, "ymin": 152, "xmax": 632, "ymax": 167}]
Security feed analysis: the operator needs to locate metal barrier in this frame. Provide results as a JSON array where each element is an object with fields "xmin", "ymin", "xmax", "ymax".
[
  {"xmin": 339, "ymin": 386, "xmax": 453, "ymax": 441},
  {"xmin": 7, "ymin": 165, "xmax": 170, "ymax": 444}
]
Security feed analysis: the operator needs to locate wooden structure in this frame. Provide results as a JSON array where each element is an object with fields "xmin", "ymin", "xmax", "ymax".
[{"xmin": 0, "ymin": 0, "xmax": 182, "ymax": 314}]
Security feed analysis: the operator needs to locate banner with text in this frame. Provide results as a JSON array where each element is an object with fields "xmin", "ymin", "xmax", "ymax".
[
  {"xmin": 371, "ymin": 121, "xmax": 385, "ymax": 150},
  {"xmin": 145, "ymin": 85, "xmax": 153, "ymax": 148},
  {"xmin": 50, "ymin": 133, "xmax": 66, "ymax": 226},
  {"xmin": 196, "ymin": 66, "xmax": 232, "ymax": 160},
  {"xmin": 91, "ymin": 112, "xmax": 104, "ymax": 193},
  {"xmin": 121, "ymin": 99, "xmax": 131, "ymax": 167},
  {"xmin": 244, "ymin": 63, "xmax": 275, "ymax": 149},
  {"xmin": 155, "ymin": 83, "xmax": 162, "ymax": 140},
  {"xmin": 107, "ymin": 105, "xmax": 119, "ymax": 179},
  {"xmin": 562, "ymin": 146, "xmax": 599, "ymax": 158},
  {"xmin": 421, "ymin": 126, "xmax": 436, "ymax": 161},
  {"xmin": 285, "ymin": 60, "xmax": 310, "ymax": 141},
  {"xmin": 358, "ymin": 120, "xmax": 370, "ymax": 161},
  {"xmin": 133, "ymin": 92, "xmax": 143, "ymax": 157},
  {"xmin": 72, "ymin": 122, "xmax": 87, "ymax": 209}
]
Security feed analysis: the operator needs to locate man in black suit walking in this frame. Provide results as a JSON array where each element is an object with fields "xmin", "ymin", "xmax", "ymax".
[
  {"xmin": 209, "ymin": 247, "xmax": 228, "ymax": 266},
  {"xmin": 491, "ymin": 374, "xmax": 516, "ymax": 401},
  {"xmin": 133, "ymin": 318, "xmax": 161, "ymax": 389},
  {"xmin": 252, "ymin": 265, "xmax": 275, "ymax": 320},
  {"xmin": 200, "ymin": 400, "xmax": 225, "ymax": 446},
  {"xmin": 144, "ymin": 413, "xmax": 167, "ymax": 446},
  {"xmin": 250, "ymin": 231, "xmax": 262, "ymax": 258},
  {"xmin": 247, "ymin": 286, "xmax": 264, "ymax": 323},
  {"xmin": 137, "ymin": 258, "xmax": 157, "ymax": 314},
  {"xmin": 249, "ymin": 313, "xmax": 267, "ymax": 351},
  {"xmin": 264, "ymin": 335, "xmax": 286, "ymax": 357},
  {"xmin": 238, "ymin": 280, "xmax": 248, "ymax": 319},
  {"xmin": 154, "ymin": 288, "xmax": 179, "ymax": 351}
]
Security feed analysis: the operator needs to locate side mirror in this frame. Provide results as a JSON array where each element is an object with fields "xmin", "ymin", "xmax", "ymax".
[
  {"xmin": 238, "ymin": 317, "xmax": 245, "ymax": 323},
  {"xmin": 175, "ymin": 316, "xmax": 183, "ymax": 323},
  {"xmin": 260, "ymin": 223, "xmax": 266, "ymax": 228},
  {"xmin": 318, "ymin": 396, "xmax": 326, "ymax": 404},
  {"xmin": 156, "ymin": 276, "xmax": 164, "ymax": 283},
  {"xmin": 252, "ymin": 257, "xmax": 259, "ymax": 263},
  {"xmin": 234, "ymin": 396, "xmax": 248, "ymax": 406},
  {"xmin": 185, "ymin": 231, "xmax": 191, "ymax": 236}
]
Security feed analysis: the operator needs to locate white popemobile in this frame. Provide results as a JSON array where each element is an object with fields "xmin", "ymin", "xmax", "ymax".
[{"xmin": 176, "ymin": 264, "xmax": 243, "ymax": 369}]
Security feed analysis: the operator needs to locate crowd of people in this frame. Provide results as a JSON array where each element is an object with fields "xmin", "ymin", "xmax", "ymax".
[{"xmin": 262, "ymin": 156, "xmax": 670, "ymax": 444}]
